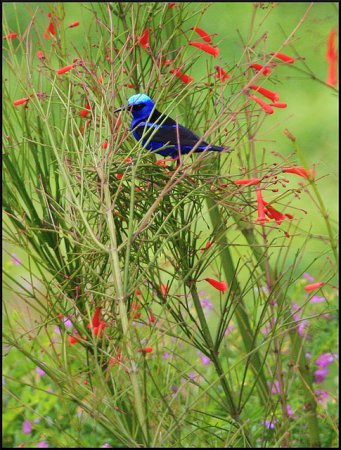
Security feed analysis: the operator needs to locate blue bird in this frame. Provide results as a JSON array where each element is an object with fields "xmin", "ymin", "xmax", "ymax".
[{"xmin": 114, "ymin": 94, "xmax": 229, "ymax": 159}]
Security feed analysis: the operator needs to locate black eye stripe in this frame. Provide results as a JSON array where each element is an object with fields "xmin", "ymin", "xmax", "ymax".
[{"xmin": 131, "ymin": 103, "xmax": 145, "ymax": 111}]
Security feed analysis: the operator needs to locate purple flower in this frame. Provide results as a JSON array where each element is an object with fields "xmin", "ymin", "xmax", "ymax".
[
  {"xmin": 291, "ymin": 304, "xmax": 309, "ymax": 336},
  {"xmin": 198, "ymin": 352, "xmax": 211, "ymax": 365},
  {"xmin": 35, "ymin": 367, "xmax": 46, "ymax": 377},
  {"xmin": 270, "ymin": 380, "xmax": 280, "ymax": 395},
  {"xmin": 286, "ymin": 404, "xmax": 294, "ymax": 417},
  {"xmin": 322, "ymin": 313, "xmax": 333, "ymax": 320},
  {"xmin": 305, "ymin": 352, "xmax": 312, "ymax": 359},
  {"xmin": 200, "ymin": 297, "xmax": 213, "ymax": 311},
  {"xmin": 314, "ymin": 367, "xmax": 329, "ymax": 383},
  {"xmin": 63, "ymin": 317, "xmax": 73, "ymax": 328},
  {"xmin": 34, "ymin": 418, "xmax": 41, "ymax": 424},
  {"xmin": 298, "ymin": 319, "xmax": 308, "ymax": 337},
  {"xmin": 11, "ymin": 253, "xmax": 22, "ymax": 266},
  {"xmin": 36, "ymin": 441, "xmax": 49, "ymax": 448},
  {"xmin": 22, "ymin": 420, "xmax": 32, "ymax": 434},
  {"xmin": 303, "ymin": 272, "xmax": 314, "ymax": 282},
  {"xmin": 262, "ymin": 418, "xmax": 277, "ymax": 429},
  {"xmin": 163, "ymin": 351, "xmax": 171, "ymax": 360},
  {"xmin": 315, "ymin": 353, "xmax": 338, "ymax": 368},
  {"xmin": 188, "ymin": 372, "xmax": 198, "ymax": 380},
  {"xmin": 310, "ymin": 295, "xmax": 326, "ymax": 304},
  {"xmin": 315, "ymin": 389, "xmax": 329, "ymax": 407},
  {"xmin": 262, "ymin": 318, "xmax": 276, "ymax": 336},
  {"xmin": 291, "ymin": 303, "xmax": 300, "ymax": 313},
  {"xmin": 102, "ymin": 444, "xmax": 112, "ymax": 448},
  {"xmin": 171, "ymin": 385, "xmax": 178, "ymax": 394},
  {"xmin": 224, "ymin": 324, "xmax": 234, "ymax": 336}
]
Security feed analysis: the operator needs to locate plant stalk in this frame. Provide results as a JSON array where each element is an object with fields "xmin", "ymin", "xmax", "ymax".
[{"xmin": 103, "ymin": 180, "xmax": 148, "ymax": 445}]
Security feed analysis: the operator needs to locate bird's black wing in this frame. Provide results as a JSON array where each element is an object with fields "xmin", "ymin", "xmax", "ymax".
[{"xmin": 134, "ymin": 109, "xmax": 208, "ymax": 147}]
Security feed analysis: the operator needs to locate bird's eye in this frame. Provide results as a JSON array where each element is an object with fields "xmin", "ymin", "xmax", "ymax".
[{"xmin": 131, "ymin": 103, "xmax": 145, "ymax": 111}]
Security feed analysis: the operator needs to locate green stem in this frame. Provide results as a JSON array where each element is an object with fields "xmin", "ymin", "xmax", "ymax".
[
  {"xmin": 289, "ymin": 330, "xmax": 321, "ymax": 448},
  {"xmin": 103, "ymin": 180, "xmax": 148, "ymax": 445},
  {"xmin": 189, "ymin": 284, "xmax": 238, "ymax": 416},
  {"xmin": 206, "ymin": 197, "xmax": 271, "ymax": 407}
]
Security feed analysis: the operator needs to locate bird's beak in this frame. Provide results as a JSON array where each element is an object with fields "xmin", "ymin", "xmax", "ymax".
[{"xmin": 113, "ymin": 105, "xmax": 128, "ymax": 113}]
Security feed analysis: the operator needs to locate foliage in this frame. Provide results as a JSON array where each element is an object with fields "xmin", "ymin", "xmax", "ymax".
[{"xmin": 3, "ymin": 2, "xmax": 338, "ymax": 448}]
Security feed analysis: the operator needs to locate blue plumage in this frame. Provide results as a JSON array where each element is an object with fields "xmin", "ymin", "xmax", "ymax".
[{"xmin": 114, "ymin": 94, "xmax": 229, "ymax": 158}]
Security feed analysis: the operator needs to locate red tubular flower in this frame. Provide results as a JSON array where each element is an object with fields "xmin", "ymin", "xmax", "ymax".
[
  {"xmin": 168, "ymin": 2, "xmax": 176, "ymax": 8},
  {"xmin": 116, "ymin": 173, "xmax": 123, "ymax": 180},
  {"xmin": 138, "ymin": 28, "xmax": 150, "ymax": 49},
  {"xmin": 13, "ymin": 97, "xmax": 30, "ymax": 106},
  {"xmin": 250, "ymin": 95, "xmax": 274, "ymax": 114},
  {"xmin": 149, "ymin": 309, "xmax": 156, "ymax": 323},
  {"xmin": 93, "ymin": 324, "xmax": 106, "ymax": 337},
  {"xmin": 3, "ymin": 32, "xmax": 18, "ymax": 39},
  {"xmin": 327, "ymin": 58, "xmax": 337, "ymax": 87},
  {"xmin": 327, "ymin": 28, "xmax": 337, "ymax": 61},
  {"xmin": 256, "ymin": 187, "xmax": 269, "ymax": 224},
  {"xmin": 250, "ymin": 63, "xmax": 271, "ymax": 75},
  {"xmin": 189, "ymin": 41, "xmax": 219, "ymax": 57},
  {"xmin": 43, "ymin": 19, "xmax": 56, "ymax": 39},
  {"xmin": 36, "ymin": 50, "xmax": 45, "ymax": 60},
  {"xmin": 326, "ymin": 29, "xmax": 338, "ymax": 87},
  {"xmin": 87, "ymin": 307, "xmax": 107, "ymax": 336},
  {"xmin": 161, "ymin": 284, "xmax": 168, "ymax": 297},
  {"xmin": 91, "ymin": 307, "xmax": 101, "ymax": 328},
  {"xmin": 249, "ymin": 84, "xmax": 279, "ymax": 102},
  {"xmin": 215, "ymin": 65, "xmax": 230, "ymax": 81},
  {"xmin": 304, "ymin": 282, "xmax": 325, "ymax": 292},
  {"xmin": 170, "ymin": 68, "xmax": 194, "ymax": 84},
  {"xmin": 109, "ymin": 352, "xmax": 122, "ymax": 366},
  {"xmin": 205, "ymin": 278, "xmax": 228, "ymax": 293},
  {"xmin": 68, "ymin": 334, "xmax": 81, "ymax": 344},
  {"xmin": 263, "ymin": 202, "xmax": 287, "ymax": 225},
  {"xmin": 162, "ymin": 59, "xmax": 173, "ymax": 66},
  {"xmin": 205, "ymin": 240, "xmax": 212, "ymax": 250},
  {"xmin": 155, "ymin": 157, "xmax": 173, "ymax": 167},
  {"xmin": 69, "ymin": 21, "xmax": 80, "ymax": 28},
  {"xmin": 234, "ymin": 178, "xmax": 260, "ymax": 186},
  {"xmin": 131, "ymin": 301, "xmax": 141, "ymax": 319},
  {"xmin": 135, "ymin": 289, "xmax": 142, "ymax": 295},
  {"xmin": 138, "ymin": 347, "xmax": 153, "ymax": 353},
  {"xmin": 269, "ymin": 102, "xmax": 287, "ymax": 108},
  {"xmin": 102, "ymin": 139, "xmax": 108, "ymax": 149},
  {"xmin": 270, "ymin": 52, "xmax": 295, "ymax": 64},
  {"xmin": 282, "ymin": 166, "xmax": 315, "ymax": 180},
  {"xmin": 57, "ymin": 64, "xmax": 75, "ymax": 75},
  {"xmin": 80, "ymin": 103, "xmax": 91, "ymax": 118},
  {"xmin": 191, "ymin": 27, "xmax": 212, "ymax": 43}
]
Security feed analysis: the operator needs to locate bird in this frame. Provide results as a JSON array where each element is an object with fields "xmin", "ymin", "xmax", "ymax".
[{"xmin": 114, "ymin": 94, "xmax": 230, "ymax": 159}]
